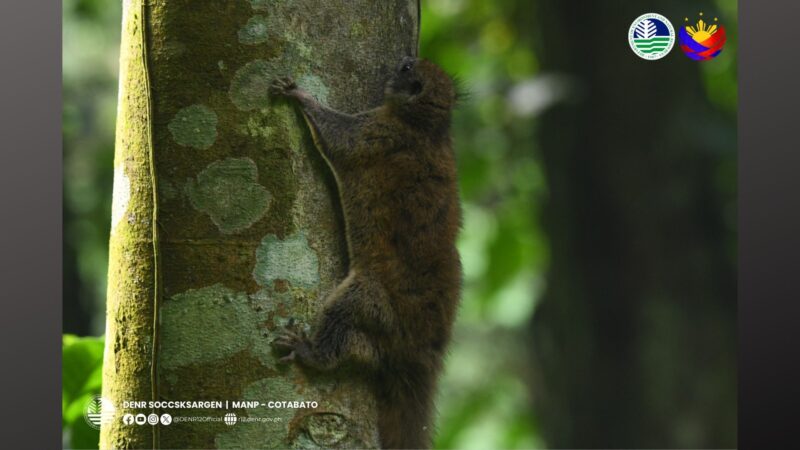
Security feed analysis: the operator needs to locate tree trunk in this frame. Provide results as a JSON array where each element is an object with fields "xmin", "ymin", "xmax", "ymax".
[
  {"xmin": 101, "ymin": 1, "xmax": 418, "ymax": 448},
  {"xmin": 527, "ymin": 1, "xmax": 737, "ymax": 448}
]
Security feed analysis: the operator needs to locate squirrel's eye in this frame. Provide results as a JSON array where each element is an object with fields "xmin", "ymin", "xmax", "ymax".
[{"xmin": 401, "ymin": 63, "xmax": 412, "ymax": 72}]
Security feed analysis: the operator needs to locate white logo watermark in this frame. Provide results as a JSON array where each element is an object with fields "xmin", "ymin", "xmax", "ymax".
[
  {"xmin": 224, "ymin": 413, "xmax": 238, "ymax": 426},
  {"xmin": 84, "ymin": 396, "xmax": 116, "ymax": 430}
]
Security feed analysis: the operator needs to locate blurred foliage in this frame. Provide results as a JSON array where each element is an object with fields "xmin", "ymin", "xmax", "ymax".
[
  {"xmin": 63, "ymin": 0, "xmax": 121, "ymax": 335},
  {"xmin": 700, "ymin": 0, "xmax": 738, "ymax": 116},
  {"xmin": 63, "ymin": 335, "xmax": 105, "ymax": 449},
  {"xmin": 702, "ymin": 0, "xmax": 739, "ymax": 265},
  {"xmin": 420, "ymin": 0, "xmax": 548, "ymax": 447},
  {"xmin": 63, "ymin": 0, "xmax": 736, "ymax": 448}
]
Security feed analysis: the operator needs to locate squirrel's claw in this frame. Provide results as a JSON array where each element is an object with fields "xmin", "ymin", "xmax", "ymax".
[
  {"xmin": 271, "ymin": 326, "xmax": 309, "ymax": 361},
  {"xmin": 270, "ymin": 76, "xmax": 297, "ymax": 96},
  {"xmin": 278, "ymin": 351, "xmax": 296, "ymax": 364}
]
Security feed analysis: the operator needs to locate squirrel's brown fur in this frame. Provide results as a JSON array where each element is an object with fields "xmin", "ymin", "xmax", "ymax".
[{"xmin": 270, "ymin": 57, "xmax": 462, "ymax": 449}]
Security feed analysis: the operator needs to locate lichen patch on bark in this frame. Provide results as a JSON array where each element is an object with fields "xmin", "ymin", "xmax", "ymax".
[
  {"xmin": 253, "ymin": 232, "xmax": 321, "ymax": 289},
  {"xmin": 238, "ymin": 15, "xmax": 270, "ymax": 45},
  {"xmin": 160, "ymin": 283, "xmax": 286, "ymax": 370},
  {"xmin": 237, "ymin": 104, "xmax": 303, "ymax": 151},
  {"xmin": 249, "ymin": 0, "xmax": 270, "ymax": 12},
  {"xmin": 229, "ymin": 60, "xmax": 276, "ymax": 111},
  {"xmin": 297, "ymin": 74, "xmax": 330, "ymax": 104},
  {"xmin": 185, "ymin": 157, "xmax": 272, "ymax": 234},
  {"xmin": 305, "ymin": 413, "xmax": 350, "ymax": 447},
  {"xmin": 160, "ymin": 284, "xmax": 253, "ymax": 369},
  {"xmin": 228, "ymin": 57, "xmax": 328, "ymax": 112},
  {"xmin": 167, "ymin": 104, "xmax": 218, "ymax": 150}
]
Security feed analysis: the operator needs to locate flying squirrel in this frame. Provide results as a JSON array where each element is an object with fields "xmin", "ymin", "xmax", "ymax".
[{"xmin": 269, "ymin": 56, "xmax": 462, "ymax": 449}]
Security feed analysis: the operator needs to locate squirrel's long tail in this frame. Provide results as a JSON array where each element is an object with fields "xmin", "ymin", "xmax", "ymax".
[{"xmin": 376, "ymin": 368, "xmax": 437, "ymax": 449}]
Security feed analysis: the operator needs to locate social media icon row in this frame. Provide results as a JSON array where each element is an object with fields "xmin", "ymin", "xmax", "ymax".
[{"xmin": 122, "ymin": 413, "xmax": 172, "ymax": 426}]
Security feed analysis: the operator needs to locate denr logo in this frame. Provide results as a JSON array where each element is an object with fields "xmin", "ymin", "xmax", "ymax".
[{"xmin": 83, "ymin": 396, "xmax": 116, "ymax": 430}]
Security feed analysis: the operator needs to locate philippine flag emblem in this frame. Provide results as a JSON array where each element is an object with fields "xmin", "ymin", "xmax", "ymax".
[{"xmin": 679, "ymin": 13, "xmax": 727, "ymax": 61}]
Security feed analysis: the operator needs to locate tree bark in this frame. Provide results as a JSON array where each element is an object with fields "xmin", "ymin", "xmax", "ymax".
[
  {"xmin": 527, "ymin": 1, "xmax": 737, "ymax": 448},
  {"xmin": 101, "ymin": 1, "xmax": 418, "ymax": 448}
]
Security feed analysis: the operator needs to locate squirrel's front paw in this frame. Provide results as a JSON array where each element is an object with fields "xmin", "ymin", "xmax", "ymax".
[
  {"xmin": 271, "ymin": 327, "xmax": 310, "ymax": 364},
  {"xmin": 269, "ymin": 76, "xmax": 298, "ymax": 97}
]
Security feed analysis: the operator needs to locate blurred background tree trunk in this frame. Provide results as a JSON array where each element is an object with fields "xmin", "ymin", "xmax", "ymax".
[
  {"xmin": 527, "ymin": 1, "xmax": 737, "ymax": 448},
  {"xmin": 100, "ymin": 0, "xmax": 418, "ymax": 448}
]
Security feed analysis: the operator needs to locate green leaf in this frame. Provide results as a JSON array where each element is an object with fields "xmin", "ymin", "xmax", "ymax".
[
  {"xmin": 63, "ymin": 336, "xmax": 104, "ymax": 450},
  {"xmin": 66, "ymin": 400, "xmax": 101, "ymax": 450},
  {"xmin": 62, "ymin": 335, "xmax": 104, "ymax": 414}
]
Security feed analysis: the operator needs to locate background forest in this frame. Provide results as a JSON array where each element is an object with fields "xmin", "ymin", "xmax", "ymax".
[{"xmin": 63, "ymin": 0, "xmax": 737, "ymax": 448}]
